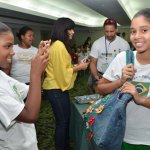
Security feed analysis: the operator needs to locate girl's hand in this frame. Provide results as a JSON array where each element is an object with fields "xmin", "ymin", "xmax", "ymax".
[
  {"xmin": 121, "ymin": 82, "xmax": 142, "ymax": 105},
  {"xmin": 78, "ymin": 61, "xmax": 89, "ymax": 70},
  {"xmin": 31, "ymin": 40, "xmax": 51, "ymax": 76},
  {"xmin": 120, "ymin": 64, "xmax": 136, "ymax": 84},
  {"xmin": 121, "ymin": 82, "xmax": 137, "ymax": 96},
  {"xmin": 38, "ymin": 40, "xmax": 51, "ymax": 54}
]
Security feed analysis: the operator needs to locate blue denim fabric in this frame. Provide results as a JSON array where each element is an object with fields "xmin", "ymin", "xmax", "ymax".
[
  {"xmin": 43, "ymin": 89, "xmax": 70, "ymax": 150},
  {"xmin": 84, "ymin": 50, "xmax": 134, "ymax": 150},
  {"xmin": 90, "ymin": 90, "xmax": 132, "ymax": 150}
]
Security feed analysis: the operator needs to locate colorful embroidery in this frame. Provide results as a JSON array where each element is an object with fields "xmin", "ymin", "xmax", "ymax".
[
  {"xmin": 95, "ymin": 105, "xmax": 104, "ymax": 113},
  {"xmin": 83, "ymin": 94, "xmax": 111, "ymax": 140}
]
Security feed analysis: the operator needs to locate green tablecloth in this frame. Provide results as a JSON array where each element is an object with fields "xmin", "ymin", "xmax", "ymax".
[{"xmin": 70, "ymin": 101, "xmax": 99, "ymax": 150}]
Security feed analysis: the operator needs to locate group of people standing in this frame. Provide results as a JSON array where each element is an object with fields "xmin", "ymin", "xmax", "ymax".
[
  {"xmin": 0, "ymin": 17, "xmax": 89, "ymax": 150},
  {"xmin": 0, "ymin": 7, "xmax": 150, "ymax": 150}
]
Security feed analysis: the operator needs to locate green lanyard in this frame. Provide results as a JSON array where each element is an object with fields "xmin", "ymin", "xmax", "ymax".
[
  {"xmin": 126, "ymin": 49, "xmax": 134, "ymax": 65},
  {"xmin": 126, "ymin": 49, "xmax": 134, "ymax": 82}
]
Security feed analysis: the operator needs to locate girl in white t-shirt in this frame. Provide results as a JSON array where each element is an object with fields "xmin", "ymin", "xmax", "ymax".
[
  {"xmin": 97, "ymin": 8, "xmax": 150, "ymax": 150},
  {"xmin": 0, "ymin": 22, "xmax": 50, "ymax": 150},
  {"xmin": 10, "ymin": 26, "xmax": 38, "ymax": 84}
]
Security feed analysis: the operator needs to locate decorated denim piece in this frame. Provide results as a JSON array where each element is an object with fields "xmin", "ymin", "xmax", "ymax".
[{"xmin": 83, "ymin": 50, "xmax": 134, "ymax": 150}]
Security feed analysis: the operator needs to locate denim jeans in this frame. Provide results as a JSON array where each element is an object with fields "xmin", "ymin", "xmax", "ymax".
[
  {"xmin": 43, "ymin": 89, "xmax": 70, "ymax": 150},
  {"xmin": 91, "ymin": 90, "xmax": 133, "ymax": 150}
]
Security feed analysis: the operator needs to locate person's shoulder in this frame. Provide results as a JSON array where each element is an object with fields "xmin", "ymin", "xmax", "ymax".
[
  {"xmin": 0, "ymin": 70, "xmax": 11, "ymax": 79},
  {"xmin": 13, "ymin": 44, "xmax": 19, "ymax": 48},
  {"xmin": 51, "ymin": 40, "xmax": 66, "ymax": 52},
  {"xmin": 30, "ymin": 46, "xmax": 38, "ymax": 51},
  {"xmin": 116, "ymin": 51, "xmax": 126, "ymax": 59},
  {"xmin": 52, "ymin": 40, "xmax": 65, "ymax": 47},
  {"xmin": 55, "ymin": 40, "xmax": 64, "ymax": 45},
  {"xmin": 12, "ymin": 44, "xmax": 21, "ymax": 52},
  {"xmin": 93, "ymin": 36, "xmax": 104, "ymax": 44},
  {"xmin": 117, "ymin": 36, "xmax": 128, "ymax": 43},
  {"xmin": 96, "ymin": 36, "xmax": 104, "ymax": 42}
]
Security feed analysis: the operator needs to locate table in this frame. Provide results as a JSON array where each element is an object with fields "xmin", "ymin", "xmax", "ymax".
[{"xmin": 70, "ymin": 101, "xmax": 99, "ymax": 150}]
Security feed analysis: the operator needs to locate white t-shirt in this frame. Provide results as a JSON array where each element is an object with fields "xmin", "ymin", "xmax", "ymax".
[
  {"xmin": 103, "ymin": 51, "xmax": 150, "ymax": 145},
  {"xmin": 90, "ymin": 36, "xmax": 130, "ymax": 73},
  {"xmin": 10, "ymin": 44, "xmax": 37, "ymax": 83},
  {"xmin": 0, "ymin": 71, "xmax": 38, "ymax": 150}
]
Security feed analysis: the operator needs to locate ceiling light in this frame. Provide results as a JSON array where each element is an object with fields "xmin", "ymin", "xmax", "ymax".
[{"xmin": 0, "ymin": 0, "xmax": 107, "ymax": 27}]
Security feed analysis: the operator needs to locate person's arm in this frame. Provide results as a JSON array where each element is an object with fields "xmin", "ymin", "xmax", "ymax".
[
  {"xmin": 121, "ymin": 82, "xmax": 150, "ymax": 108},
  {"xmin": 90, "ymin": 57, "xmax": 100, "ymax": 81},
  {"xmin": 16, "ymin": 40, "xmax": 50, "ymax": 123},
  {"xmin": 97, "ymin": 78, "xmax": 123, "ymax": 96},
  {"xmin": 97, "ymin": 64, "xmax": 136, "ymax": 96}
]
